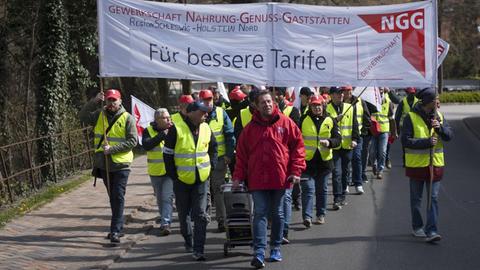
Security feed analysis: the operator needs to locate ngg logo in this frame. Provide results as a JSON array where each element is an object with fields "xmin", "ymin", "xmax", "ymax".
[{"xmin": 381, "ymin": 11, "xmax": 424, "ymax": 31}]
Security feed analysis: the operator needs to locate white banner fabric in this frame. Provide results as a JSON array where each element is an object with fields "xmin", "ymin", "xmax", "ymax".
[
  {"xmin": 131, "ymin": 95, "xmax": 155, "ymax": 145},
  {"xmin": 99, "ymin": 0, "xmax": 438, "ymax": 88}
]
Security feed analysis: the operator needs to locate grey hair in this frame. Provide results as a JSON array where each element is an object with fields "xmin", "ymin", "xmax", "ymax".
[{"xmin": 154, "ymin": 108, "xmax": 169, "ymax": 119}]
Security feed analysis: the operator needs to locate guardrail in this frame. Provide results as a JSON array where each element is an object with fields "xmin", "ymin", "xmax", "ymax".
[{"xmin": 0, "ymin": 127, "xmax": 94, "ymax": 206}]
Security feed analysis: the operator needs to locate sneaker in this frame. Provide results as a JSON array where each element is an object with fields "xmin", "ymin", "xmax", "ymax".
[
  {"xmin": 281, "ymin": 237, "xmax": 290, "ymax": 245},
  {"xmin": 314, "ymin": 215, "xmax": 325, "ymax": 225},
  {"xmin": 340, "ymin": 200, "xmax": 348, "ymax": 206},
  {"xmin": 250, "ymin": 254, "xmax": 265, "ymax": 269},
  {"xmin": 344, "ymin": 186, "xmax": 350, "ymax": 194},
  {"xmin": 355, "ymin": 186, "xmax": 364, "ymax": 195},
  {"xmin": 192, "ymin": 252, "xmax": 206, "ymax": 261},
  {"xmin": 110, "ymin": 233, "xmax": 121, "ymax": 243},
  {"xmin": 332, "ymin": 202, "xmax": 342, "ymax": 210},
  {"xmin": 386, "ymin": 159, "xmax": 392, "ymax": 169},
  {"xmin": 377, "ymin": 172, "xmax": 383, "ymax": 179},
  {"xmin": 160, "ymin": 225, "xmax": 171, "ymax": 236},
  {"xmin": 425, "ymin": 233, "xmax": 442, "ymax": 243},
  {"xmin": 412, "ymin": 228, "xmax": 427, "ymax": 238},
  {"xmin": 303, "ymin": 218, "xmax": 312, "ymax": 228},
  {"xmin": 372, "ymin": 166, "xmax": 377, "ymax": 176},
  {"xmin": 270, "ymin": 248, "xmax": 282, "ymax": 262},
  {"xmin": 106, "ymin": 232, "xmax": 124, "ymax": 240}
]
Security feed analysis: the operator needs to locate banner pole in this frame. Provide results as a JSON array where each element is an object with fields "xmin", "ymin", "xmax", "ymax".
[{"xmin": 100, "ymin": 77, "xmax": 111, "ymax": 197}]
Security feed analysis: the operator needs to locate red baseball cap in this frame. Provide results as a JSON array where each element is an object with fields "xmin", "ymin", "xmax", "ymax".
[
  {"xmin": 405, "ymin": 87, "xmax": 416, "ymax": 94},
  {"xmin": 199, "ymin": 89, "xmax": 213, "ymax": 100},
  {"xmin": 104, "ymin": 89, "xmax": 121, "ymax": 100},
  {"xmin": 179, "ymin": 95, "xmax": 194, "ymax": 104},
  {"xmin": 341, "ymin": 85, "xmax": 353, "ymax": 91},
  {"xmin": 309, "ymin": 95, "xmax": 325, "ymax": 105},
  {"xmin": 228, "ymin": 88, "xmax": 247, "ymax": 101}
]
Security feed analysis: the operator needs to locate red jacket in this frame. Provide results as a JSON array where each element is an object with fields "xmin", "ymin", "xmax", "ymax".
[{"xmin": 233, "ymin": 106, "xmax": 306, "ymax": 190}]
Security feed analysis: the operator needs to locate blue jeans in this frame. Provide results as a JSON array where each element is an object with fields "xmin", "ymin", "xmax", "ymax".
[
  {"xmin": 301, "ymin": 170, "xmax": 330, "ymax": 219},
  {"xmin": 252, "ymin": 189, "xmax": 286, "ymax": 256},
  {"xmin": 351, "ymin": 137, "xmax": 364, "ymax": 186},
  {"xmin": 361, "ymin": 135, "xmax": 372, "ymax": 182},
  {"xmin": 100, "ymin": 169, "xmax": 130, "ymax": 234},
  {"xmin": 371, "ymin": 132, "xmax": 389, "ymax": 172},
  {"xmin": 410, "ymin": 179, "xmax": 440, "ymax": 236},
  {"xmin": 283, "ymin": 188, "xmax": 292, "ymax": 237},
  {"xmin": 150, "ymin": 175, "xmax": 174, "ymax": 226},
  {"xmin": 332, "ymin": 149, "xmax": 353, "ymax": 202},
  {"xmin": 174, "ymin": 180, "xmax": 209, "ymax": 254}
]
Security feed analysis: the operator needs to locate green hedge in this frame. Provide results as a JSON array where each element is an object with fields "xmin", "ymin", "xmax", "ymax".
[{"xmin": 440, "ymin": 91, "xmax": 480, "ymax": 103}]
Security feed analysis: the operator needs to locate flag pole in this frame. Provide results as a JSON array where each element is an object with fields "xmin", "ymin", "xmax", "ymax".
[{"xmin": 100, "ymin": 77, "xmax": 111, "ymax": 197}]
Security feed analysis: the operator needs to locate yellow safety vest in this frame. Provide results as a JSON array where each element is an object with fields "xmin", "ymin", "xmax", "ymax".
[
  {"xmin": 171, "ymin": 112, "xmax": 183, "ymax": 125},
  {"xmin": 345, "ymin": 99, "xmax": 363, "ymax": 134},
  {"xmin": 373, "ymin": 96, "xmax": 391, "ymax": 133},
  {"xmin": 209, "ymin": 107, "xmax": 225, "ymax": 157},
  {"xmin": 174, "ymin": 121, "xmax": 212, "ymax": 184},
  {"xmin": 93, "ymin": 111, "xmax": 133, "ymax": 164},
  {"xmin": 282, "ymin": 105, "xmax": 293, "ymax": 117},
  {"xmin": 301, "ymin": 115, "xmax": 334, "ymax": 161},
  {"xmin": 405, "ymin": 111, "xmax": 444, "ymax": 168},
  {"xmin": 326, "ymin": 103, "xmax": 354, "ymax": 150},
  {"xmin": 400, "ymin": 96, "xmax": 419, "ymax": 128},
  {"xmin": 240, "ymin": 107, "xmax": 252, "ymax": 128},
  {"xmin": 145, "ymin": 126, "xmax": 166, "ymax": 176}
]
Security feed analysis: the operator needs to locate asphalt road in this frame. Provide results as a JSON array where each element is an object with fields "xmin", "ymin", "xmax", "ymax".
[{"xmin": 109, "ymin": 104, "xmax": 480, "ymax": 270}]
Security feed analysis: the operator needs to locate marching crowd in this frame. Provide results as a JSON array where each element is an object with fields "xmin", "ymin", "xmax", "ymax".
[{"xmin": 79, "ymin": 84, "xmax": 453, "ymax": 269}]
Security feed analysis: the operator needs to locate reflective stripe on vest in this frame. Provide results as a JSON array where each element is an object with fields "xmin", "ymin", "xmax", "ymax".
[
  {"xmin": 240, "ymin": 107, "xmax": 252, "ymax": 128},
  {"xmin": 400, "ymin": 96, "xmax": 419, "ymax": 128},
  {"xmin": 373, "ymin": 97, "xmax": 391, "ymax": 133},
  {"xmin": 93, "ymin": 111, "xmax": 133, "ymax": 164},
  {"xmin": 301, "ymin": 116, "xmax": 334, "ymax": 161},
  {"xmin": 209, "ymin": 107, "xmax": 226, "ymax": 157},
  {"xmin": 145, "ymin": 125, "xmax": 166, "ymax": 176},
  {"xmin": 282, "ymin": 106, "xmax": 293, "ymax": 117},
  {"xmin": 174, "ymin": 121, "xmax": 212, "ymax": 184},
  {"xmin": 404, "ymin": 111, "xmax": 445, "ymax": 168},
  {"xmin": 326, "ymin": 103, "xmax": 354, "ymax": 150}
]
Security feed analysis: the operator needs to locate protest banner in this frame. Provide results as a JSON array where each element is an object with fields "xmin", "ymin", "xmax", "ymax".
[{"xmin": 98, "ymin": 0, "xmax": 438, "ymax": 88}]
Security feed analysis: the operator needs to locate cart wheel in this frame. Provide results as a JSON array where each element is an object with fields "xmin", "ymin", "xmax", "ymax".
[{"xmin": 223, "ymin": 243, "xmax": 229, "ymax": 256}]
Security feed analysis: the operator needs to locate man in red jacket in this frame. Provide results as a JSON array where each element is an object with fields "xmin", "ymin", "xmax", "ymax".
[{"xmin": 233, "ymin": 90, "xmax": 306, "ymax": 269}]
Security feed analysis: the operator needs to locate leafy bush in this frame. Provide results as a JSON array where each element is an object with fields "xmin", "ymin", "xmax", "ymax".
[{"xmin": 440, "ymin": 91, "xmax": 480, "ymax": 103}]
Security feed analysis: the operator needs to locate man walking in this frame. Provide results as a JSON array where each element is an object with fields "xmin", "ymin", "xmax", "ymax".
[
  {"xmin": 233, "ymin": 90, "xmax": 305, "ymax": 269},
  {"xmin": 401, "ymin": 88, "xmax": 453, "ymax": 243},
  {"xmin": 142, "ymin": 108, "xmax": 174, "ymax": 236},
  {"xmin": 79, "ymin": 89, "xmax": 137, "ymax": 243},
  {"xmin": 163, "ymin": 101, "xmax": 218, "ymax": 260}
]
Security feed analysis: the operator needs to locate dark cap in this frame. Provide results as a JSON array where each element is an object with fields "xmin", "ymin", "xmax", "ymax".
[
  {"xmin": 300, "ymin": 87, "xmax": 314, "ymax": 96},
  {"xmin": 416, "ymin": 88, "xmax": 437, "ymax": 104},
  {"xmin": 187, "ymin": 101, "xmax": 211, "ymax": 113},
  {"xmin": 329, "ymin": 86, "xmax": 342, "ymax": 94}
]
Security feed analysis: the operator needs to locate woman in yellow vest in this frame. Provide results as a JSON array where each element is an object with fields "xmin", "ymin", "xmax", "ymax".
[
  {"xmin": 163, "ymin": 101, "xmax": 218, "ymax": 261},
  {"xmin": 79, "ymin": 89, "xmax": 138, "ymax": 244},
  {"xmin": 300, "ymin": 95, "xmax": 341, "ymax": 226},
  {"xmin": 142, "ymin": 108, "xmax": 174, "ymax": 236},
  {"xmin": 401, "ymin": 88, "xmax": 453, "ymax": 243}
]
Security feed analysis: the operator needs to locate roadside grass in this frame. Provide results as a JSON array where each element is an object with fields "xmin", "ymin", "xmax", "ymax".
[
  {"xmin": 440, "ymin": 90, "xmax": 480, "ymax": 103},
  {"xmin": 0, "ymin": 173, "xmax": 91, "ymax": 229}
]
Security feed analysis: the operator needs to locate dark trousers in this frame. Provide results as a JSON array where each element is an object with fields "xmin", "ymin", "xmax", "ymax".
[
  {"xmin": 174, "ymin": 180, "xmax": 209, "ymax": 254},
  {"xmin": 100, "ymin": 169, "xmax": 130, "ymax": 234},
  {"xmin": 332, "ymin": 149, "xmax": 353, "ymax": 202}
]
